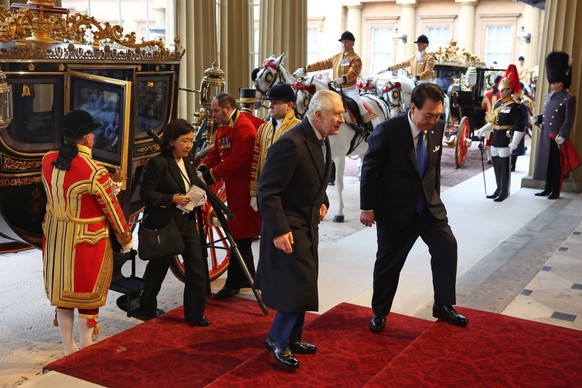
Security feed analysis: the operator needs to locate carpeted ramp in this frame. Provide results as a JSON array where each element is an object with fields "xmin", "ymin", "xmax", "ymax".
[
  {"xmin": 45, "ymin": 302, "xmax": 582, "ymax": 387},
  {"xmin": 364, "ymin": 307, "xmax": 582, "ymax": 387}
]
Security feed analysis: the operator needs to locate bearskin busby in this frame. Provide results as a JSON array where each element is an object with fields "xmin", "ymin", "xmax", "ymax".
[{"xmin": 546, "ymin": 51, "xmax": 572, "ymax": 88}]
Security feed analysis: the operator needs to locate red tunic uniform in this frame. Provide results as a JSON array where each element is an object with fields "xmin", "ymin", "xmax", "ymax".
[
  {"xmin": 41, "ymin": 144, "xmax": 131, "ymax": 309},
  {"xmin": 200, "ymin": 110, "xmax": 261, "ymax": 239}
]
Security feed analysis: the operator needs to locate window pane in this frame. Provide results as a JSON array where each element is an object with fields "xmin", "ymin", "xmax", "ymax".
[
  {"xmin": 426, "ymin": 26, "xmax": 451, "ymax": 50},
  {"xmin": 484, "ymin": 25, "xmax": 512, "ymax": 67},
  {"xmin": 370, "ymin": 27, "xmax": 394, "ymax": 75},
  {"xmin": 307, "ymin": 27, "xmax": 319, "ymax": 64}
]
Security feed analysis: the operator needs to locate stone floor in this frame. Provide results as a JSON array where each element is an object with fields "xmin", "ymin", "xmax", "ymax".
[{"xmin": 1, "ymin": 142, "xmax": 581, "ymax": 387}]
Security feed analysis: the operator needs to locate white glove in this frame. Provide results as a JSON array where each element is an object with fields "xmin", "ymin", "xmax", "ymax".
[
  {"xmin": 556, "ymin": 135, "xmax": 565, "ymax": 145},
  {"xmin": 121, "ymin": 241, "xmax": 133, "ymax": 254},
  {"xmin": 333, "ymin": 77, "xmax": 345, "ymax": 85},
  {"xmin": 197, "ymin": 171, "xmax": 204, "ymax": 182},
  {"xmin": 250, "ymin": 196, "xmax": 258, "ymax": 212},
  {"xmin": 293, "ymin": 67, "xmax": 306, "ymax": 78},
  {"xmin": 509, "ymin": 131, "xmax": 524, "ymax": 153},
  {"xmin": 111, "ymin": 181, "xmax": 122, "ymax": 196},
  {"xmin": 475, "ymin": 128, "xmax": 483, "ymax": 138},
  {"xmin": 377, "ymin": 68, "xmax": 388, "ymax": 75}
]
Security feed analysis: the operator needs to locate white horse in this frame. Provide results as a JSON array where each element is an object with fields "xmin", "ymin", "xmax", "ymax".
[{"xmin": 253, "ymin": 54, "xmax": 394, "ymax": 222}]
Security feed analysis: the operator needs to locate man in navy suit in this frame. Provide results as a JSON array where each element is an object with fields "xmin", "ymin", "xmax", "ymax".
[
  {"xmin": 256, "ymin": 90, "xmax": 343, "ymax": 369},
  {"xmin": 360, "ymin": 83, "xmax": 468, "ymax": 332}
]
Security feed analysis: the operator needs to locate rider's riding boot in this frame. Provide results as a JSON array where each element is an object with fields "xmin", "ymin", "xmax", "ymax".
[
  {"xmin": 487, "ymin": 156, "xmax": 501, "ymax": 199},
  {"xmin": 494, "ymin": 157, "xmax": 510, "ymax": 202}
]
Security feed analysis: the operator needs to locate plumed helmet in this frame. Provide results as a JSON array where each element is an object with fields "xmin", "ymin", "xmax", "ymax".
[
  {"xmin": 498, "ymin": 64, "xmax": 521, "ymax": 95},
  {"xmin": 338, "ymin": 31, "xmax": 355, "ymax": 42},
  {"xmin": 546, "ymin": 51, "xmax": 572, "ymax": 88},
  {"xmin": 263, "ymin": 82, "xmax": 296, "ymax": 103},
  {"xmin": 63, "ymin": 109, "xmax": 98, "ymax": 140}
]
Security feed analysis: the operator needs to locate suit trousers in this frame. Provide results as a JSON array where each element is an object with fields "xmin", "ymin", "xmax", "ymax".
[
  {"xmin": 225, "ymin": 238, "xmax": 255, "ymax": 289},
  {"xmin": 372, "ymin": 212, "xmax": 458, "ymax": 316},
  {"xmin": 269, "ymin": 311, "xmax": 305, "ymax": 348},
  {"xmin": 140, "ymin": 211, "xmax": 208, "ymax": 321},
  {"xmin": 545, "ymin": 139, "xmax": 562, "ymax": 194}
]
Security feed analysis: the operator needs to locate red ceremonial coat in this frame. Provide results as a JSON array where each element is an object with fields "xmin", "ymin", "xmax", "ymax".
[
  {"xmin": 200, "ymin": 110, "xmax": 261, "ymax": 239},
  {"xmin": 41, "ymin": 144, "xmax": 131, "ymax": 309}
]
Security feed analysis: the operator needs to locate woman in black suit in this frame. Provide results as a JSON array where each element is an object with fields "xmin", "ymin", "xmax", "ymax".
[{"xmin": 137, "ymin": 119, "xmax": 209, "ymax": 327}]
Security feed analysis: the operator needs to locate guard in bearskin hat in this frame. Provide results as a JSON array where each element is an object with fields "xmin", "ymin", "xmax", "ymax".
[
  {"xmin": 483, "ymin": 64, "xmax": 528, "ymax": 202},
  {"xmin": 533, "ymin": 51, "xmax": 579, "ymax": 199}
]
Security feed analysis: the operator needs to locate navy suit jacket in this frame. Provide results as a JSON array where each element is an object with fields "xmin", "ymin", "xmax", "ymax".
[{"xmin": 360, "ymin": 112, "xmax": 447, "ymax": 229}]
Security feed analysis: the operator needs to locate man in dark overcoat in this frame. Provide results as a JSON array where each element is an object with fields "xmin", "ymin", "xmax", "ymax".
[
  {"xmin": 255, "ymin": 90, "xmax": 344, "ymax": 370},
  {"xmin": 360, "ymin": 83, "xmax": 468, "ymax": 334}
]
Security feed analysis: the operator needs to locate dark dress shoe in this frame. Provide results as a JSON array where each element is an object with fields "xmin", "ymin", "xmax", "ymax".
[
  {"xmin": 432, "ymin": 305, "xmax": 469, "ymax": 327},
  {"xmin": 265, "ymin": 336, "xmax": 299, "ymax": 370},
  {"xmin": 493, "ymin": 192, "xmax": 508, "ymax": 202},
  {"xmin": 486, "ymin": 189, "xmax": 500, "ymax": 199},
  {"xmin": 214, "ymin": 287, "xmax": 239, "ymax": 299},
  {"xmin": 547, "ymin": 192, "xmax": 559, "ymax": 200},
  {"xmin": 369, "ymin": 315, "xmax": 386, "ymax": 333},
  {"xmin": 290, "ymin": 341, "xmax": 317, "ymax": 354},
  {"xmin": 187, "ymin": 317, "xmax": 210, "ymax": 327},
  {"xmin": 535, "ymin": 190, "xmax": 550, "ymax": 197}
]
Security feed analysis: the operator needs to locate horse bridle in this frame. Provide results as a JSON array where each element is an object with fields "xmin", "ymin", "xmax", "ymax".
[
  {"xmin": 291, "ymin": 80, "xmax": 316, "ymax": 119},
  {"xmin": 381, "ymin": 81, "xmax": 403, "ymax": 110}
]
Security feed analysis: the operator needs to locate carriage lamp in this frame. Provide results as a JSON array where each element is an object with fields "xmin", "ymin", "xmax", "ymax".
[
  {"xmin": 465, "ymin": 67, "xmax": 477, "ymax": 87},
  {"xmin": 517, "ymin": 26, "xmax": 531, "ymax": 44},
  {"xmin": 0, "ymin": 68, "xmax": 13, "ymax": 130},
  {"xmin": 392, "ymin": 28, "xmax": 408, "ymax": 44}
]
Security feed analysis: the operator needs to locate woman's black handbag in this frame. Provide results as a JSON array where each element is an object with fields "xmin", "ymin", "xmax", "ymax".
[{"xmin": 138, "ymin": 206, "xmax": 185, "ymax": 260}]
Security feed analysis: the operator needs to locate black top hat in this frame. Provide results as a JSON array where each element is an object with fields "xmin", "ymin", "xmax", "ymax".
[
  {"xmin": 237, "ymin": 88, "xmax": 260, "ymax": 104},
  {"xmin": 546, "ymin": 51, "xmax": 572, "ymax": 88},
  {"xmin": 339, "ymin": 31, "xmax": 355, "ymax": 42},
  {"xmin": 263, "ymin": 82, "xmax": 296, "ymax": 103},
  {"xmin": 414, "ymin": 34, "xmax": 429, "ymax": 45},
  {"xmin": 63, "ymin": 109, "xmax": 98, "ymax": 140}
]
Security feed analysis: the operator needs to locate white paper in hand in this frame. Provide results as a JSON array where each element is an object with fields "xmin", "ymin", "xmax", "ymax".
[{"xmin": 177, "ymin": 185, "xmax": 206, "ymax": 213}]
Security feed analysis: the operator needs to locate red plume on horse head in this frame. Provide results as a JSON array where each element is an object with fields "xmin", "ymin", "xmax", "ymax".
[{"xmin": 499, "ymin": 64, "xmax": 521, "ymax": 95}]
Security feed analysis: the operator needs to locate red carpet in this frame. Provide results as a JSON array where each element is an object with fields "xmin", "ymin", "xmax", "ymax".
[
  {"xmin": 45, "ymin": 303, "xmax": 582, "ymax": 387},
  {"xmin": 365, "ymin": 307, "xmax": 582, "ymax": 387}
]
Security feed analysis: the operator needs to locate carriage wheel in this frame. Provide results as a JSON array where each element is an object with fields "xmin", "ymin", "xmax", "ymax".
[
  {"xmin": 455, "ymin": 117, "xmax": 471, "ymax": 168},
  {"xmin": 170, "ymin": 181, "xmax": 231, "ymax": 282}
]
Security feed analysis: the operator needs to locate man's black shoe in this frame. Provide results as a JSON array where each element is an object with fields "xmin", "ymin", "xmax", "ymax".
[
  {"xmin": 187, "ymin": 317, "xmax": 210, "ymax": 327},
  {"xmin": 214, "ymin": 287, "xmax": 240, "ymax": 299},
  {"xmin": 547, "ymin": 192, "xmax": 559, "ymax": 200},
  {"xmin": 369, "ymin": 315, "xmax": 386, "ymax": 333},
  {"xmin": 486, "ymin": 189, "xmax": 500, "ymax": 199},
  {"xmin": 432, "ymin": 304, "xmax": 469, "ymax": 327},
  {"xmin": 535, "ymin": 190, "xmax": 550, "ymax": 197},
  {"xmin": 290, "ymin": 341, "xmax": 317, "ymax": 354},
  {"xmin": 265, "ymin": 336, "xmax": 299, "ymax": 369}
]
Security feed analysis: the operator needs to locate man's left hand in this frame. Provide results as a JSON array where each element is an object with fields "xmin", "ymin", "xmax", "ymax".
[
  {"xmin": 556, "ymin": 135, "xmax": 565, "ymax": 145},
  {"xmin": 333, "ymin": 77, "xmax": 345, "ymax": 85}
]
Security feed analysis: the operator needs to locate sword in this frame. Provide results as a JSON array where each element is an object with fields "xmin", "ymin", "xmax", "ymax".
[{"xmin": 478, "ymin": 137, "xmax": 487, "ymax": 196}]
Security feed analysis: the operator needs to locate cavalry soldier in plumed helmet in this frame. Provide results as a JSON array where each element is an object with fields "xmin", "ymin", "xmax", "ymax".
[
  {"xmin": 533, "ymin": 51, "xmax": 578, "ymax": 199},
  {"xmin": 479, "ymin": 64, "xmax": 528, "ymax": 202},
  {"xmin": 292, "ymin": 31, "xmax": 374, "ymax": 135},
  {"xmin": 379, "ymin": 34, "xmax": 437, "ymax": 83}
]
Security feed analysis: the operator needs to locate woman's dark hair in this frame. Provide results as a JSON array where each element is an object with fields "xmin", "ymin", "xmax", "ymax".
[
  {"xmin": 411, "ymin": 83, "xmax": 445, "ymax": 110},
  {"xmin": 161, "ymin": 118, "xmax": 195, "ymax": 153}
]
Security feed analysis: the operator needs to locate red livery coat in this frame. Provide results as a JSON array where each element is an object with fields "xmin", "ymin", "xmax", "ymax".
[{"xmin": 200, "ymin": 110, "xmax": 261, "ymax": 239}]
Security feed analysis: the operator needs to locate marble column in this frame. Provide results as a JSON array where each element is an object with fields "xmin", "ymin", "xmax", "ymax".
[
  {"xmin": 259, "ymin": 0, "xmax": 307, "ymax": 73},
  {"xmin": 455, "ymin": 0, "xmax": 477, "ymax": 53},
  {"xmin": 396, "ymin": 0, "xmax": 417, "ymax": 60},
  {"xmin": 345, "ymin": 3, "xmax": 363, "ymax": 43},
  {"xmin": 176, "ymin": 0, "xmax": 217, "ymax": 121}
]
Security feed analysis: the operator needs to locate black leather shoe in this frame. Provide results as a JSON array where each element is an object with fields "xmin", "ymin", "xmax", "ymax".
[
  {"xmin": 214, "ymin": 287, "xmax": 239, "ymax": 299},
  {"xmin": 547, "ymin": 192, "xmax": 559, "ymax": 200},
  {"xmin": 187, "ymin": 317, "xmax": 210, "ymax": 327},
  {"xmin": 486, "ymin": 189, "xmax": 500, "ymax": 199},
  {"xmin": 535, "ymin": 190, "xmax": 550, "ymax": 197},
  {"xmin": 265, "ymin": 336, "xmax": 299, "ymax": 370},
  {"xmin": 290, "ymin": 341, "xmax": 317, "ymax": 354},
  {"xmin": 432, "ymin": 305, "xmax": 469, "ymax": 327},
  {"xmin": 493, "ymin": 192, "xmax": 508, "ymax": 202},
  {"xmin": 369, "ymin": 315, "xmax": 386, "ymax": 333}
]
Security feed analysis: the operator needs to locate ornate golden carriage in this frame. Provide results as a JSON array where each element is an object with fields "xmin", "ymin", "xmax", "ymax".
[{"xmin": 0, "ymin": 1, "xmax": 183, "ymax": 252}]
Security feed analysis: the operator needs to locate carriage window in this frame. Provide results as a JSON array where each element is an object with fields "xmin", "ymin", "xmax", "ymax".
[
  {"xmin": 484, "ymin": 25, "xmax": 513, "ymax": 67},
  {"xmin": 7, "ymin": 83, "xmax": 55, "ymax": 144},
  {"xmin": 76, "ymin": 86, "xmax": 122, "ymax": 153},
  {"xmin": 137, "ymin": 79, "xmax": 169, "ymax": 133}
]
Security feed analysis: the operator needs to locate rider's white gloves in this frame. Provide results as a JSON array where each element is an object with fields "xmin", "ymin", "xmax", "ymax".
[
  {"xmin": 333, "ymin": 77, "xmax": 346, "ymax": 85},
  {"xmin": 556, "ymin": 135, "xmax": 565, "ymax": 145}
]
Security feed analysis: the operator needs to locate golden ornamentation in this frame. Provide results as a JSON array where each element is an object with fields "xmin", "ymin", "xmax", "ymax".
[
  {"xmin": 136, "ymin": 143, "xmax": 160, "ymax": 154},
  {"xmin": 434, "ymin": 40, "xmax": 486, "ymax": 68},
  {"xmin": 0, "ymin": 175, "xmax": 42, "ymax": 187},
  {"xmin": 2, "ymin": 155, "xmax": 41, "ymax": 171}
]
